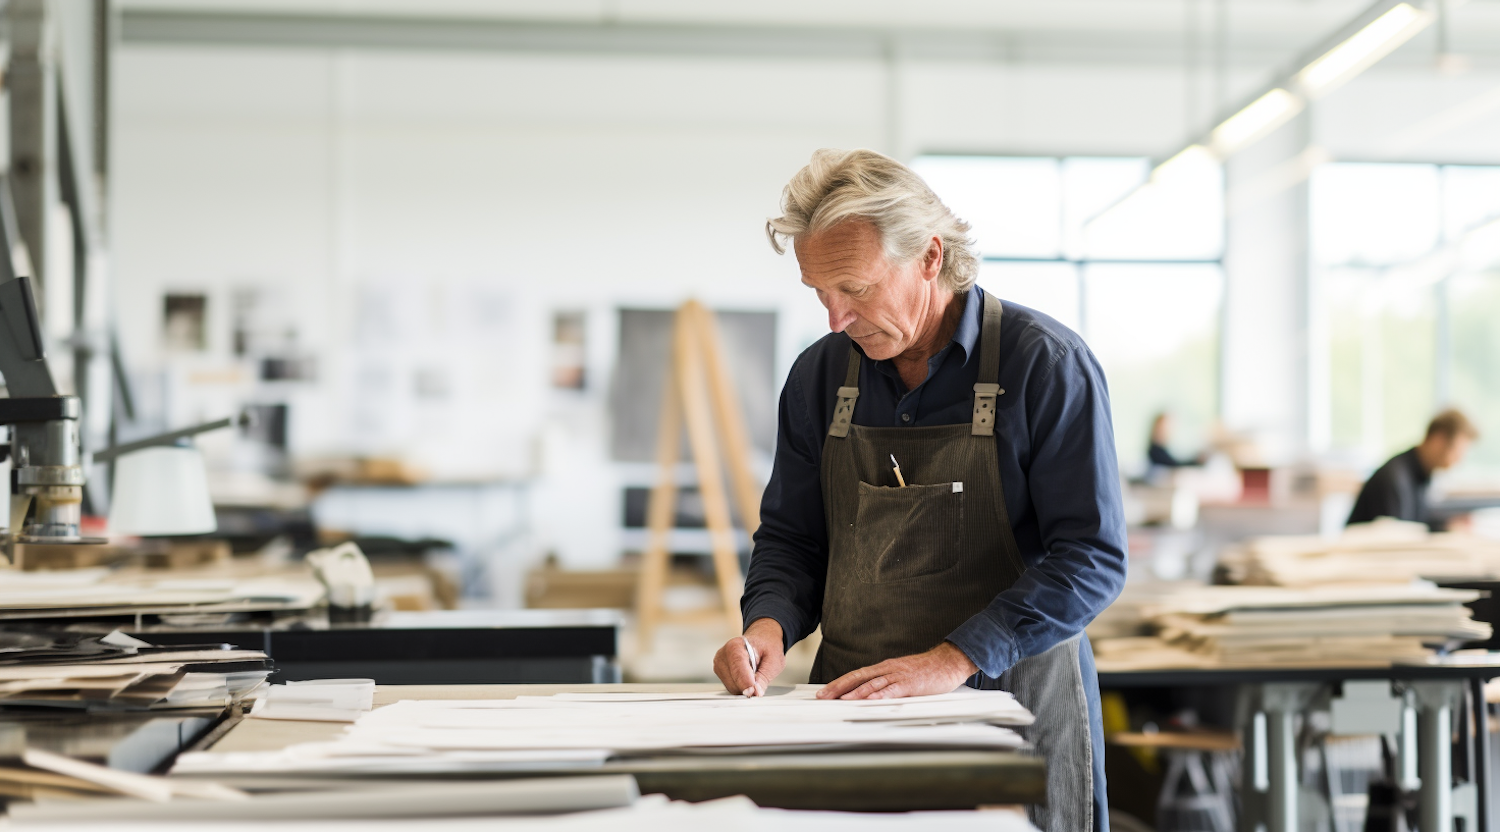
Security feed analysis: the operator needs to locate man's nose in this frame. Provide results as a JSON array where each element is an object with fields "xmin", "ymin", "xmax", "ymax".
[{"xmin": 825, "ymin": 298, "xmax": 858, "ymax": 333}]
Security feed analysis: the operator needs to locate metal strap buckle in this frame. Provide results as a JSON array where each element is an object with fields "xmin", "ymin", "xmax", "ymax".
[
  {"xmin": 971, "ymin": 382, "xmax": 1003, "ymax": 436},
  {"xmin": 829, "ymin": 386, "xmax": 860, "ymax": 438}
]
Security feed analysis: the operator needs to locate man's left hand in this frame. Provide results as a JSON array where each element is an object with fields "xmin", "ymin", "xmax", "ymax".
[{"xmin": 816, "ymin": 641, "xmax": 979, "ymax": 700}]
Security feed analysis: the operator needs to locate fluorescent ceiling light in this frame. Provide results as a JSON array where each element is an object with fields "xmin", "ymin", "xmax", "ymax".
[
  {"xmin": 1151, "ymin": 144, "xmax": 1218, "ymax": 185},
  {"xmin": 1083, "ymin": 145, "xmax": 1219, "ymax": 235},
  {"xmin": 1297, "ymin": 3, "xmax": 1432, "ymax": 98},
  {"xmin": 1211, "ymin": 89, "xmax": 1305, "ymax": 154}
]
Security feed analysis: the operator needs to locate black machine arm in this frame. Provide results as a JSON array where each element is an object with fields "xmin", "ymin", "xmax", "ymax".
[{"xmin": 0, "ymin": 277, "xmax": 58, "ymax": 398}]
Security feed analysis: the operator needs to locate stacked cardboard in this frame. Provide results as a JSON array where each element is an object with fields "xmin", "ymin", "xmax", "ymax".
[
  {"xmin": 0, "ymin": 630, "xmax": 270, "ymax": 711},
  {"xmin": 1218, "ymin": 519, "xmax": 1500, "ymax": 587},
  {"xmin": 1093, "ymin": 583, "xmax": 1490, "ymax": 669}
]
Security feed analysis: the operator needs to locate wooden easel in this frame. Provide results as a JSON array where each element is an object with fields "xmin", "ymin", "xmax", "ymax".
[{"xmin": 635, "ymin": 300, "xmax": 762, "ymax": 646}]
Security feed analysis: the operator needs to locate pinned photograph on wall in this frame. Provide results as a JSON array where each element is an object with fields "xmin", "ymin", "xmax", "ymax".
[
  {"xmin": 551, "ymin": 310, "xmax": 586, "ymax": 390},
  {"xmin": 260, "ymin": 356, "xmax": 317, "ymax": 382},
  {"xmin": 162, "ymin": 294, "xmax": 207, "ymax": 352}
]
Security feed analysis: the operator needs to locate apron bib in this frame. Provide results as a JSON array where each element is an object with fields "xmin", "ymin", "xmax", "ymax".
[{"xmin": 812, "ymin": 292, "xmax": 1096, "ymax": 831}]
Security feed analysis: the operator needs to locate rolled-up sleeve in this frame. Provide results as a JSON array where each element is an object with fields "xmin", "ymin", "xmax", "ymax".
[
  {"xmin": 947, "ymin": 345, "xmax": 1128, "ymax": 678},
  {"xmin": 741, "ymin": 361, "xmax": 829, "ymax": 651}
]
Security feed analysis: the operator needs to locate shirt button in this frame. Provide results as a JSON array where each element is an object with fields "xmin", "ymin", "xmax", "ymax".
[{"xmin": 901, "ymin": 413, "xmax": 912, "ymax": 423}]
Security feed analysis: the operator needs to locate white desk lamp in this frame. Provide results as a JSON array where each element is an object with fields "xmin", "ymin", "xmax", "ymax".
[{"xmin": 95, "ymin": 413, "xmax": 250, "ymax": 537}]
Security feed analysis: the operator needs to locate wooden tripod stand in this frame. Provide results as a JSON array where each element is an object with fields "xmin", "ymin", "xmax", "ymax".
[{"xmin": 635, "ymin": 300, "xmax": 762, "ymax": 645}]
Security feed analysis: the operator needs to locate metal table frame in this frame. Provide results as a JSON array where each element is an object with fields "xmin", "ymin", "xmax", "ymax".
[{"xmin": 1099, "ymin": 665, "xmax": 1497, "ymax": 832}]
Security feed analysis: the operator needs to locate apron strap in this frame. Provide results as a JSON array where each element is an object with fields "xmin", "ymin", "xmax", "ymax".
[
  {"xmin": 828, "ymin": 345, "xmax": 861, "ymax": 438},
  {"xmin": 972, "ymin": 292, "xmax": 1006, "ymax": 437}
]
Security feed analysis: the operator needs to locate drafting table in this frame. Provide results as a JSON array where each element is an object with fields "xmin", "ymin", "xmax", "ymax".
[
  {"xmin": 188, "ymin": 683, "xmax": 1047, "ymax": 812},
  {"xmin": 1099, "ymin": 662, "xmax": 1500, "ymax": 832}
]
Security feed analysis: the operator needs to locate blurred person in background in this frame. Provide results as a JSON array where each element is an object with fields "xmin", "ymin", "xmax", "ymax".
[
  {"xmin": 1146, "ymin": 411, "xmax": 1204, "ymax": 476},
  {"xmin": 1347, "ymin": 408, "xmax": 1480, "ymax": 530}
]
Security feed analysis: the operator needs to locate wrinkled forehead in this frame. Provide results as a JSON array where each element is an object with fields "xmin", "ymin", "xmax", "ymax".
[{"xmin": 793, "ymin": 220, "xmax": 887, "ymax": 277}]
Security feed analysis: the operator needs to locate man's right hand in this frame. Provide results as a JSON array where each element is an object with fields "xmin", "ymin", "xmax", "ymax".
[{"xmin": 713, "ymin": 618, "xmax": 786, "ymax": 697}]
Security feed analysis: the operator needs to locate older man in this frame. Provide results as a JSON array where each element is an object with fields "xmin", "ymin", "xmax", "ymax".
[{"xmin": 712, "ymin": 149, "xmax": 1127, "ymax": 831}]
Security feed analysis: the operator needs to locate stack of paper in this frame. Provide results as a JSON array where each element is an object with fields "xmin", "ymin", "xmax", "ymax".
[
  {"xmin": 174, "ymin": 686, "xmax": 1033, "ymax": 777},
  {"xmin": 1093, "ymin": 584, "xmax": 1490, "ymax": 668},
  {"xmin": 249, "ymin": 679, "xmax": 376, "ymax": 722},
  {"xmin": 0, "ymin": 629, "xmax": 270, "ymax": 710},
  {"xmin": 1218, "ymin": 519, "xmax": 1500, "ymax": 587},
  {"xmin": 0, "ymin": 568, "xmax": 324, "ymax": 620}
]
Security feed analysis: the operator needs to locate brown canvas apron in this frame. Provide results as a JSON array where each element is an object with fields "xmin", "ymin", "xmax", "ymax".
[{"xmin": 811, "ymin": 292, "xmax": 1096, "ymax": 831}]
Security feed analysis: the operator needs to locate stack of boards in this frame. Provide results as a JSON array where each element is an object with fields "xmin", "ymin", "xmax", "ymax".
[
  {"xmin": 0, "ymin": 630, "xmax": 270, "ymax": 711},
  {"xmin": 1217, "ymin": 519, "xmax": 1500, "ymax": 587},
  {"xmin": 1092, "ymin": 583, "xmax": 1490, "ymax": 669},
  {"xmin": 0, "ymin": 568, "xmax": 323, "ymax": 621},
  {"xmin": 2, "ymin": 688, "xmax": 1040, "ymax": 830},
  {"xmin": 0, "ymin": 733, "xmax": 246, "ymax": 804}
]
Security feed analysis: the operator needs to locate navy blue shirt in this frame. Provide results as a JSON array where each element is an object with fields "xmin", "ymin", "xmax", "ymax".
[{"xmin": 741, "ymin": 286, "xmax": 1128, "ymax": 678}]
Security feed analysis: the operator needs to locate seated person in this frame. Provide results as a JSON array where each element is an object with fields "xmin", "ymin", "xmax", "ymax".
[
  {"xmin": 1347, "ymin": 408, "xmax": 1479, "ymax": 529},
  {"xmin": 1147, "ymin": 412, "xmax": 1200, "ymax": 472}
]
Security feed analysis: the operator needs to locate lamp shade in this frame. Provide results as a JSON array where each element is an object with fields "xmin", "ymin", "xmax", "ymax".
[{"xmin": 108, "ymin": 445, "xmax": 217, "ymax": 536}]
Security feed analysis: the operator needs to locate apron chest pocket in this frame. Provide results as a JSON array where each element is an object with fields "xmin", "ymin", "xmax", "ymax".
[{"xmin": 852, "ymin": 481, "xmax": 964, "ymax": 583}]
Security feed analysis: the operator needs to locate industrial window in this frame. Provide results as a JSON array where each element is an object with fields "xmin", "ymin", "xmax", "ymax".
[
  {"xmin": 1311, "ymin": 163, "xmax": 1500, "ymax": 478},
  {"xmin": 912, "ymin": 154, "xmax": 1225, "ymax": 473}
]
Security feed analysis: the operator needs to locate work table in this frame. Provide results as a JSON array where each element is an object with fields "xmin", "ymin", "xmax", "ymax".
[{"xmin": 190, "ymin": 683, "xmax": 1047, "ymax": 812}]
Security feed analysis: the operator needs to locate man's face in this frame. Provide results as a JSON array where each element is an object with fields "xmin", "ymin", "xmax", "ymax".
[
  {"xmin": 794, "ymin": 221, "xmax": 936, "ymax": 361},
  {"xmin": 1435, "ymin": 435, "xmax": 1473, "ymax": 470}
]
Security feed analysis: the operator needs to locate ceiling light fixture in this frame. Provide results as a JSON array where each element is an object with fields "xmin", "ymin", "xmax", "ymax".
[
  {"xmin": 1211, "ymin": 89, "xmax": 1306, "ymax": 155},
  {"xmin": 1086, "ymin": 0, "xmax": 1432, "ymax": 235},
  {"xmin": 1150, "ymin": 144, "xmax": 1217, "ymax": 184},
  {"xmin": 1296, "ymin": 3, "xmax": 1432, "ymax": 98}
]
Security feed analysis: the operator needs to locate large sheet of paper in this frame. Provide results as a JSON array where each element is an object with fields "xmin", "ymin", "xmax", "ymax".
[{"xmin": 174, "ymin": 686, "xmax": 1032, "ymax": 776}]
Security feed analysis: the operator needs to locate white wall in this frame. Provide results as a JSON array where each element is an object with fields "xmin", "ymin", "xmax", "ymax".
[
  {"xmin": 111, "ymin": 43, "xmax": 1500, "ymax": 569},
  {"xmin": 112, "ymin": 45, "xmax": 1219, "ymax": 570}
]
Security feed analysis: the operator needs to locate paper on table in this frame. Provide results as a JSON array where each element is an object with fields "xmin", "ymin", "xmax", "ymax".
[
  {"xmin": 352, "ymin": 694, "xmax": 1027, "ymax": 752},
  {"xmin": 249, "ymin": 679, "xmax": 377, "ymax": 723},
  {"xmin": 175, "ymin": 689, "xmax": 1032, "ymax": 779},
  {"xmin": 8, "ymin": 774, "xmax": 636, "ymax": 823},
  {"xmin": 173, "ymin": 746, "xmax": 611, "ymax": 776},
  {"xmin": 0, "ymin": 663, "xmax": 184, "ymax": 681},
  {"xmin": 95, "ymin": 650, "xmax": 271, "ymax": 665},
  {"xmin": 0, "ymin": 674, "xmax": 143, "ymax": 693},
  {"xmin": 23, "ymin": 748, "xmax": 176, "ymax": 802}
]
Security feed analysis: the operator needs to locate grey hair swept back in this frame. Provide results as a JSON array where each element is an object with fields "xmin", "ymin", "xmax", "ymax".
[{"xmin": 765, "ymin": 148, "xmax": 979, "ymax": 293}]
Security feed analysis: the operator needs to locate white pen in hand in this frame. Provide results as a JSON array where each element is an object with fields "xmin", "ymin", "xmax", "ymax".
[{"xmin": 741, "ymin": 636, "xmax": 760, "ymax": 698}]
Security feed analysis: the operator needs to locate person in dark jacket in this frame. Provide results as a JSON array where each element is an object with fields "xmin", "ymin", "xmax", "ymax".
[
  {"xmin": 1147, "ymin": 412, "xmax": 1201, "ymax": 471},
  {"xmin": 1347, "ymin": 409, "xmax": 1479, "ymax": 529}
]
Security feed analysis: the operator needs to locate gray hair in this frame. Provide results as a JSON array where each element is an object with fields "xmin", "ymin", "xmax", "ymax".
[{"xmin": 765, "ymin": 148, "xmax": 979, "ymax": 293}]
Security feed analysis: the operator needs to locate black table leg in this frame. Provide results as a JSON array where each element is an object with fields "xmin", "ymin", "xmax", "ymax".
[{"xmin": 1472, "ymin": 676, "xmax": 1491, "ymax": 832}]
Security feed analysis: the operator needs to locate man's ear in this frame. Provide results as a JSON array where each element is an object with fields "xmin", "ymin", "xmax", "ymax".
[{"xmin": 921, "ymin": 236, "xmax": 944, "ymax": 282}]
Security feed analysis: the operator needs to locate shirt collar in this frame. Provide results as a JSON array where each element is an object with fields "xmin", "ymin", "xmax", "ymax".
[{"xmin": 950, "ymin": 285, "xmax": 984, "ymax": 366}]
